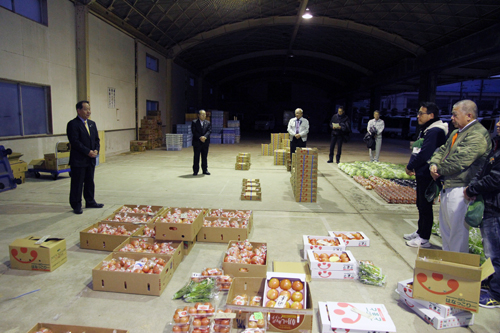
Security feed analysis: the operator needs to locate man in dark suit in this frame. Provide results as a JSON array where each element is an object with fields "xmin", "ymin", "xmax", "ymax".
[
  {"xmin": 67, "ymin": 101, "xmax": 103, "ymax": 214},
  {"xmin": 191, "ymin": 109, "xmax": 211, "ymax": 175}
]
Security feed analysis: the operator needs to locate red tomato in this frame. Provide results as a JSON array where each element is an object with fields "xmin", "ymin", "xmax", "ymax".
[
  {"xmin": 268, "ymin": 278, "xmax": 280, "ymax": 289},
  {"xmin": 292, "ymin": 280, "xmax": 304, "ymax": 291},
  {"xmin": 280, "ymin": 279, "xmax": 292, "ymax": 290},
  {"xmin": 291, "ymin": 291, "xmax": 303, "ymax": 302}
]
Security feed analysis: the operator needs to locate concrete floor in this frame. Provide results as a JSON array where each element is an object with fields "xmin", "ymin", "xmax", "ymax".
[{"xmin": 1, "ymin": 135, "xmax": 499, "ymax": 333}]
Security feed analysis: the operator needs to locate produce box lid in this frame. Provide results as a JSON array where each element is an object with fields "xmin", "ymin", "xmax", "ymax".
[
  {"xmin": 7, "ymin": 152, "xmax": 23, "ymax": 162},
  {"xmin": 273, "ymin": 261, "xmax": 311, "ymax": 282}
]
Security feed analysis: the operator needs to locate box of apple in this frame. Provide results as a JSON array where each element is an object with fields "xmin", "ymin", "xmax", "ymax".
[
  {"xmin": 263, "ymin": 272, "xmax": 307, "ymax": 310},
  {"xmin": 302, "ymin": 235, "xmax": 346, "ymax": 259}
]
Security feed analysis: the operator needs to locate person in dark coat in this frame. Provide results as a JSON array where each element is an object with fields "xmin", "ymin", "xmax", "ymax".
[
  {"xmin": 464, "ymin": 120, "xmax": 500, "ymax": 308},
  {"xmin": 191, "ymin": 110, "xmax": 211, "ymax": 175},
  {"xmin": 328, "ymin": 106, "xmax": 350, "ymax": 163},
  {"xmin": 404, "ymin": 102, "xmax": 448, "ymax": 247},
  {"xmin": 66, "ymin": 101, "xmax": 103, "ymax": 214}
]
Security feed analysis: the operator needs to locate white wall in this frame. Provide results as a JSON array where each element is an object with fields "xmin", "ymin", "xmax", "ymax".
[
  {"xmin": 0, "ymin": 1, "xmax": 200, "ymax": 163},
  {"xmin": 0, "ymin": 0, "xmax": 77, "ymax": 162}
]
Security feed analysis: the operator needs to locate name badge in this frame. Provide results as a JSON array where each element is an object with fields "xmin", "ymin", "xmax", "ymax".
[{"xmin": 412, "ymin": 147, "xmax": 421, "ymax": 154}]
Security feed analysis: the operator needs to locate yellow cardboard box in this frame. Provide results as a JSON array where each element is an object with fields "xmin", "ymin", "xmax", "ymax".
[
  {"xmin": 9, "ymin": 236, "xmax": 66, "ymax": 272},
  {"xmin": 413, "ymin": 248, "xmax": 494, "ymax": 313}
]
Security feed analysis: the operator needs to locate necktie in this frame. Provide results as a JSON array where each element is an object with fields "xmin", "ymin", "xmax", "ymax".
[
  {"xmin": 451, "ymin": 132, "xmax": 458, "ymax": 146},
  {"xmin": 296, "ymin": 120, "xmax": 300, "ymax": 134},
  {"xmin": 85, "ymin": 120, "xmax": 90, "ymax": 135}
]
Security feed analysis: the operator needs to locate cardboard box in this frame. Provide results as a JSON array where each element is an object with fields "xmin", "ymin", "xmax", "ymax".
[
  {"xmin": 274, "ymin": 261, "xmax": 312, "ymax": 283},
  {"xmin": 103, "ymin": 212, "xmax": 156, "ymax": 224},
  {"xmin": 399, "ymin": 292, "xmax": 474, "ymax": 329},
  {"xmin": 206, "ymin": 209, "xmax": 253, "ymax": 225},
  {"xmin": 326, "ymin": 302, "xmax": 396, "ymax": 332},
  {"xmin": 92, "ymin": 252, "xmax": 174, "ymax": 296},
  {"xmin": 27, "ymin": 323, "xmax": 128, "ymax": 333},
  {"xmin": 183, "ymin": 239, "xmax": 196, "ymax": 256},
  {"xmin": 328, "ymin": 231, "xmax": 370, "ymax": 247},
  {"xmin": 397, "ymin": 278, "xmax": 465, "ymax": 317},
  {"xmin": 153, "ymin": 207, "xmax": 205, "ymax": 241},
  {"xmin": 9, "ymin": 161, "xmax": 28, "ymax": 173},
  {"xmin": 302, "ymin": 235, "xmax": 346, "ymax": 259},
  {"xmin": 29, "ymin": 158, "xmax": 46, "ymax": 169},
  {"xmin": 262, "ymin": 272, "xmax": 308, "ymax": 310},
  {"xmin": 236, "ymin": 156, "xmax": 251, "ymax": 163},
  {"xmin": 7, "ymin": 152, "xmax": 23, "ymax": 162},
  {"xmin": 243, "ymin": 178, "xmax": 259, "ymax": 184},
  {"xmin": 241, "ymin": 191, "xmax": 261, "ymax": 201},
  {"xmin": 80, "ymin": 222, "xmax": 143, "ymax": 251},
  {"xmin": 9, "ymin": 236, "xmax": 66, "ymax": 272},
  {"xmin": 113, "ymin": 204, "xmax": 164, "ymax": 215},
  {"xmin": 236, "ymin": 162, "xmax": 251, "ymax": 170},
  {"xmin": 413, "ymin": 248, "xmax": 494, "ymax": 313},
  {"xmin": 226, "ymin": 277, "xmax": 313, "ymax": 332},
  {"xmin": 114, "ymin": 237, "xmax": 184, "ymax": 270},
  {"xmin": 306, "ymin": 249, "xmax": 356, "ymax": 271},
  {"xmin": 223, "ymin": 241, "xmax": 268, "ymax": 278},
  {"xmin": 197, "ymin": 217, "xmax": 252, "ymax": 243},
  {"xmin": 243, "ymin": 186, "xmax": 261, "ymax": 192}
]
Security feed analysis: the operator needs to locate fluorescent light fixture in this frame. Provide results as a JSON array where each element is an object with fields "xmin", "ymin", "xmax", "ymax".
[{"xmin": 302, "ymin": 8, "xmax": 313, "ymax": 19}]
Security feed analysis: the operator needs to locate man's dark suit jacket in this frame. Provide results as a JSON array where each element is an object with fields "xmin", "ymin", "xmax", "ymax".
[
  {"xmin": 191, "ymin": 119, "xmax": 212, "ymax": 146},
  {"xmin": 66, "ymin": 117, "xmax": 100, "ymax": 167}
]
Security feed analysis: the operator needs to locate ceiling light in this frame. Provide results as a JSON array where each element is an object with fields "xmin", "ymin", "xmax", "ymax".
[{"xmin": 302, "ymin": 8, "xmax": 313, "ymax": 19}]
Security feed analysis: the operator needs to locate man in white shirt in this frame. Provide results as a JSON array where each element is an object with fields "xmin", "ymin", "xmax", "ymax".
[
  {"xmin": 367, "ymin": 110, "xmax": 384, "ymax": 162},
  {"xmin": 287, "ymin": 108, "xmax": 309, "ymax": 159}
]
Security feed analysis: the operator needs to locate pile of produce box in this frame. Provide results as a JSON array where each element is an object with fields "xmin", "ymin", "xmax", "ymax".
[
  {"xmin": 291, "ymin": 148, "xmax": 318, "ymax": 202},
  {"xmin": 236, "ymin": 152, "xmax": 251, "ymax": 170}
]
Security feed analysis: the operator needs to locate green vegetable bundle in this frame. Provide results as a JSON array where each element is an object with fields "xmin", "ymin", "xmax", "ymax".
[
  {"xmin": 358, "ymin": 261, "xmax": 386, "ymax": 287},
  {"xmin": 172, "ymin": 278, "xmax": 218, "ymax": 302}
]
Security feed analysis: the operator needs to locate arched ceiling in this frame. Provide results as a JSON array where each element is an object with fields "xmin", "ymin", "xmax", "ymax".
[{"xmin": 87, "ymin": 0, "xmax": 500, "ymax": 97}]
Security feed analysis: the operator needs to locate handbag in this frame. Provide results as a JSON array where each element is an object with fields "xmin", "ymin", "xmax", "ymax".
[
  {"xmin": 425, "ymin": 179, "xmax": 442, "ymax": 203},
  {"xmin": 465, "ymin": 195, "xmax": 484, "ymax": 227}
]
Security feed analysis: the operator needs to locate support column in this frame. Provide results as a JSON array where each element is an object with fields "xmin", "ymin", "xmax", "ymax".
[
  {"xmin": 418, "ymin": 71, "xmax": 438, "ymax": 103},
  {"xmin": 165, "ymin": 59, "xmax": 173, "ymax": 134},
  {"xmin": 75, "ymin": 3, "xmax": 90, "ymax": 102},
  {"xmin": 370, "ymin": 87, "xmax": 381, "ymax": 112}
]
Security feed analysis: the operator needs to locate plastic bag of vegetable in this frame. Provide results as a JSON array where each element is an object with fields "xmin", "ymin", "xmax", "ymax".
[{"xmin": 358, "ymin": 260, "xmax": 386, "ymax": 287}]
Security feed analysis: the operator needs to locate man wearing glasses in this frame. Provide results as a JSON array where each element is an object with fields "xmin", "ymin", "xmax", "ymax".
[
  {"xmin": 429, "ymin": 100, "xmax": 491, "ymax": 253},
  {"xmin": 404, "ymin": 102, "xmax": 448, "ymax": 247}
]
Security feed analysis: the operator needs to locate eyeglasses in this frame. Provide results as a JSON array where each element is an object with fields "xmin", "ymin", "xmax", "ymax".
[{"xmin": 417, "ymin": 111, "xmax": 430, "ymax": 116}]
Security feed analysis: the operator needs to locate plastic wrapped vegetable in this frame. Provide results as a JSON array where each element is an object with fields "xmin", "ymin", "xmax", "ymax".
[
  {"xmin": 183, "ymin": 277, "xmax": 219, "ymax": 302},
  {"xmin": 358, "ymin": 260, "xmax": 386, "ymax": 287}
]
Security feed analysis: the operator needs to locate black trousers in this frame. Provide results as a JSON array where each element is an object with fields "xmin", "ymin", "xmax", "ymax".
[
  {"xmin": 193, "ymin": 143, "xmax": 209, "ymax": 174},
  {"xmin": 416, "ymin": 175, "xmax": 434, "ymax": 240},
  {"xmin": 69, "ymin": 165, "xmax": 96, "ymax": 209},
  {"xmin": 290, "ymin": 137, "xmax": 306, "ymax": 160},
  {"xmin": 329, "ymin": 135, "xmax": 343, "ymax": 162}
]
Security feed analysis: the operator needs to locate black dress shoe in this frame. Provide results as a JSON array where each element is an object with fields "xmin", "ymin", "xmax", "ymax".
[
  {"xmin": 86, "ymin": 203, "xmax": 104, "ymax": 208},
  {"xmin": 203, "ymin": 171, "xmax": 210, "ymax": 175},
  {"xmin": 327, "ymin": 160, "xmax": 333, "ymax": 163},
  {"xmin": 193, "ymin": 172, "xmax": 198, "ymax": 176},
  {"xmin": 73, "ymin": 208, "xmax": 83, "ymax": 214}
]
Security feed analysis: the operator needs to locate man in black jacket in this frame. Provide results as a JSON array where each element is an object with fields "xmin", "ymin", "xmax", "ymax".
[
  {"xmin": 66, "ymin": 101, "xmax": 103, "ymax": 214},
  {"xmin": 404, "ymin": 102, "xmax": 448, "ymax": 247},
  {"xmin": 191, "ymin": 110, "xmax": 211, "ymax": 176},
  {"xmin": 464, "ymin": 120, "xmax": 500, "ymax": 308},
  {"xmin": 328, "ymin": 107, "xmax": 350, "ymax": 163}
]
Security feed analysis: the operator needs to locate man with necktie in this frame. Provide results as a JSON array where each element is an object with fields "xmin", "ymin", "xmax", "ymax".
[
  {"xmin": 287, "ymin": 108, "xmax": 309, "ymax": 160},
  {"xmin": 429, "ymin": 99, "xmax": 491, "ymax": 252},
  {"xmin": 66, "ymin": 101, "xmax": 103, "ymax": 214},
  {"xmin": 191, "ymin": 109, "xmax": 211, "ymax": 176}
]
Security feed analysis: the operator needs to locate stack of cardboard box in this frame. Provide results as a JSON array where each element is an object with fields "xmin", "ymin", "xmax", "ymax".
[
  {"xmin": 291, "ymin": 148, "xmax": 318, "ymax": 202},
  {"xmin": 235, "ymin": 153, "xmax": 251, "ymax": 170},
  {"xmin": 273, "ymin": 148, "xmax": 287, "ymax": 165},
  {"xmin": 241, "ymin": 179, "xmax": 261, "ymax": 201},
  {"xmin": 130, "ymin": 140, "xmax": 148, "ymax": 152},
  {"xmin": 8, "ymin": 153, "xmax": 28, "ymax": 184},
  {"xmin": 139, "ymin": 111, "xmax": 162, "ymax": 149}
]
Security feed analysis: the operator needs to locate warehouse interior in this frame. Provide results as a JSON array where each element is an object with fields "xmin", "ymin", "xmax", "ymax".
[{"xmin": 1, "ymin": 0, "xmax": 500, "ymax": 332}]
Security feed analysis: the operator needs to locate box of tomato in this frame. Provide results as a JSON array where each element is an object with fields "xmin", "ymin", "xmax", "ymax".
[
  {"xmin": 328, "ymin": 231, "xmax": 369, "ymax": 246},
  {"xmin": 302, "ymin": 235, "xmax": 346, "ymax": 259}
]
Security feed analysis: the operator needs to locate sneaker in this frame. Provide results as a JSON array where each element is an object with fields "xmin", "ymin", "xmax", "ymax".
[
  {"xmin": 479, "ymin": 290, "xmax": 500, "ymax": 308},
  {"xmin": 403, "ymin": 231, "xmax": 419, "ymax": 240},
  {"xmin": 406, "ymin": 237, "xmax": 431, "ymax": 248}
]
